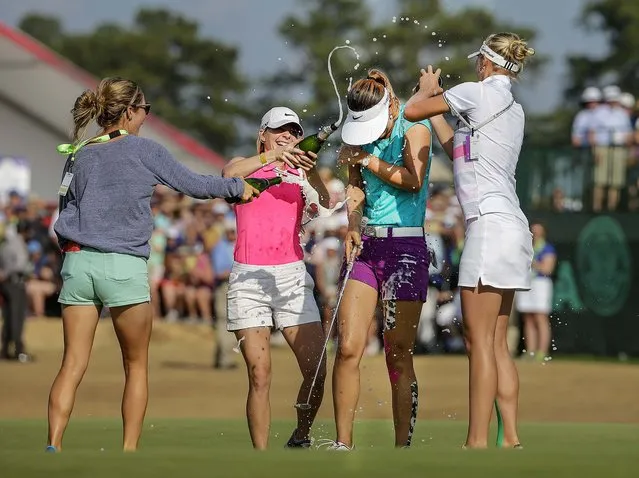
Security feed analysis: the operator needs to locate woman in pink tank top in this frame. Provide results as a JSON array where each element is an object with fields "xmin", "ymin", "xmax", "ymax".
[{"xmin": 222, "ymin": 106, "xmax": 330, "ymax": 450}]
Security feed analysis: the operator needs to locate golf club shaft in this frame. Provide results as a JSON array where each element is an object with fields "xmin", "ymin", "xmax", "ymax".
[{"xmin": 300, "ymin": 248, "xmax": 358, "ymax": 407}]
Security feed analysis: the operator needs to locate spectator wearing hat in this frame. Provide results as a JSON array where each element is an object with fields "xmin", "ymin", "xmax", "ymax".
[
  {"xmin": 590, "ymin": 85, "xmax": 633, "ymax": 211},
  {"xmin": 571, "ymin": 87, "xmax": 602, "ymax": 148}
]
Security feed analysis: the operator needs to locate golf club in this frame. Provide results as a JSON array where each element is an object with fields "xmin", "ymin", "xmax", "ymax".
[{"xmin": 294, "ymin": 246, "xmax": 359, "ymax": 410}]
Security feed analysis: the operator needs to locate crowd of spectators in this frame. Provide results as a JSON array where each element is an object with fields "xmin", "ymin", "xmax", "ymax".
[
  {"xmin": 568, "ymin": 85, "xmax": 639, "ymax": 212},
  {"xmin": 1, "ymin": 163, "xmax": 553, "ymax": 362}
]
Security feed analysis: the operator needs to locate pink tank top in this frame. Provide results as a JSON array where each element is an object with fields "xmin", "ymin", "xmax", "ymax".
[{"xmin": 234, "ymin": 163, "xmax": 304, "ymax": 265}]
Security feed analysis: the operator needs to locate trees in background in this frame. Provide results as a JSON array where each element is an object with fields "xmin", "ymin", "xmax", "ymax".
[{"xmin": 20, "ymin": 9, "xmax": 248, "ymax": 154}]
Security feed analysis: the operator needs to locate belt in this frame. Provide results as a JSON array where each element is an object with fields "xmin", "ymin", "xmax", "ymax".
[
  {"xmin": 362, "ymin": 226, "xmax": 424, "ymax": 238},
  {"xmin": 62, "ymin": 241, "xmax": 82, "ymax": 253}
]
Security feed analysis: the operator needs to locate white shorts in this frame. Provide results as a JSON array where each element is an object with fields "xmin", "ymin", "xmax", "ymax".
[
  {"xmin": 226, "ymin": 260, "xmax": 321, "ymax": 331},
  {"xmin": 516, "ymin": 276, "xmax": 553, "ymax": 314},
  {"xmin": 459, "ymin": 213, "xmax": 534, "ymax": 291}
]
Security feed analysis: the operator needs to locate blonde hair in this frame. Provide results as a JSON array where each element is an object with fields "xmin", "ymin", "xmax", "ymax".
[
  {"xmin": 71, "ymin": 77, "xmax": 144, "ymax": 143},
  {"xmin": 347, "ymin": 69, "xmax": 400, "ymax": 122},
  {"xmin": 485, "ymin": 32, "xmax": 535, "ymax": 75}
]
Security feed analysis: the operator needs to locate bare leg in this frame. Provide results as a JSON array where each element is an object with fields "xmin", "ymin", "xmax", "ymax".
[
  {"xmin": 281, "ymin": 322, "xmax": 326, "ymax": 440},
  {"xmin": 183, "ymin": 286, "xmax": 198, "ymax": 320},
  {"xmin": 535, "ymin": 313, "xmax": 552, "ymax": 358},
  {"xmin": 332, "ymin": 280, "xmax": 378, "ymax": 448},
  {"xmin": 110, "ymin": 302, "xmax": 154, "ymax": 451},
  {"xmin": 593, "ymin": 186, "xmax": 603, "ymax": 212},
  {"xmin": 522, "ymin": 313, "xmax": 537, "ymax": 357},
  {"xmin": 382, "ymin": 300, "xmax": 422, "ymax": 447},
  {"xmin": 47, "ymin": 304, "xmax": 101, "ymax": 450},
  {"xmin": 461, "ymin": 284, "xmax": 502, "ymax": 449},
  {"xmin": 236, "ymin": 327, "xmax": 271, "ymax": 450},
  {"xmin": 494, "ymin": 291, "xmax": 521, "ymax": 448},
  {"xmin": 196, "ymin": 287, "xmax": 213, "ymax": 323}
]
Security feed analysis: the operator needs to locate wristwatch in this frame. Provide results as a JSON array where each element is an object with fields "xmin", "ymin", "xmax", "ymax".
[{"xmin": 361, "ymin": 155, "xmax": 371, "ymax": 168}]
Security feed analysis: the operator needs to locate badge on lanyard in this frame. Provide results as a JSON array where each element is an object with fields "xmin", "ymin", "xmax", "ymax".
[
  {"xmin": 58, "ymin": 172, "xmax": 74, "ymax": 196},
  {"xmin": 56, "ymin": 129, "xmax": 129, "ymax": 199},
  {"xmin": 467, "ymin": 130, "xmax": 480, "ymax": 161}
]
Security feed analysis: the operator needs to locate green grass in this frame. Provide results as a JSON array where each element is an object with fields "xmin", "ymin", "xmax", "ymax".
[{"xmin": 0, "ymin": 419, "xmax": 637, "ymax": 478}]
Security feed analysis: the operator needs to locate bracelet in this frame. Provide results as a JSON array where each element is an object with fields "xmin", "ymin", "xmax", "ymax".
[
  {"xmin": 349, "ymin": 209, "xmax": 363, "ymax": 217},
  {"xmin": 259, "ymin": 153, "xmax": 268, "ymax": 165}
]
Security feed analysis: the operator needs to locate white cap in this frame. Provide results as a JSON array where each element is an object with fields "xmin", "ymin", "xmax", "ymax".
[
  {"xmin": 603, "ymin": 85, "xmax": 621, "ymax": 102},
  {"xmin": 341, "ymin": 88, "xmax": 390, "ymax": 146},
  {"xmin": 581, "ymin": 86, "xmax": 602, "ymax": 103},
  {"xmin": 260, "ymin": 107, "xmax": 304, "ymax": 136},
  {"xmin": 620, "ymin": 92, "xmax": 635, "ymax": 109},
  {"xmin": 467, "ymin": 42, "xmax": 520, "ymax": 73}
]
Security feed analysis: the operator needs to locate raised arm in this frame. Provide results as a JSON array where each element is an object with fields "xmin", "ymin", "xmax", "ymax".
[
  {"xmin": 340, "ymin": 124, "xmax": 432, "ymax": 192},
  {"xmin": 430, "ymin": 115, "xmax": 454, "ymax": 161},
  {"xmin": 404, "ymin": 66, "xmax": 450, "ymax": 122}
]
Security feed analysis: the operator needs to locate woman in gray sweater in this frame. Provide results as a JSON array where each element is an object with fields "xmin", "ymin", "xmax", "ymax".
[{"xmin": 46, "ymin": 76, "xmax": 258, "ymax": 452}]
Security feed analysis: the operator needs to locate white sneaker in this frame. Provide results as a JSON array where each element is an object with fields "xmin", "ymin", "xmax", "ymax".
[{"xmin": 316, "ymin": 439, "xmax": 353, "ymax": 451}]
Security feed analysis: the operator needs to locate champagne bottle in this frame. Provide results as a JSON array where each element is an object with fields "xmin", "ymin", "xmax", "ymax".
[
  {"xmin": 297, "ymin": 124, "xmax": 337, "ymax": 154},
  {"xmin": 225, "ymin": 176, "xmax": 283, "ymax": 204}
]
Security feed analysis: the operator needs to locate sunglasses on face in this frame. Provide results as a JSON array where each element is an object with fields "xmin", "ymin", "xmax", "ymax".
[
  {"xmin": 135, "ymin": 103, "xmax": 151, "ymax": 115},
  {"xmin": 267, "ymin": 125, "xmax": 303, "ymax": 138}
]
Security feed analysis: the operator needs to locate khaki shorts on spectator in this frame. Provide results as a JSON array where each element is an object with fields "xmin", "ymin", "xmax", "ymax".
[
  {"xmin": 226, "ymin": 260, "xmax": 320, "ymax": 331},
  {"xmin": 593, "ymin": 146, "xmax": 627, "ymax": 188},
  {"xmin": 59, "ymin": 247, "xmax": 150, "ymax": 308}
]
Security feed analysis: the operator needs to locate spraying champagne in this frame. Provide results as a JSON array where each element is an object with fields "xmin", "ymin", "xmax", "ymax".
[
  {"xmin": 225, "ymin": 177, "xmax": 282, "ymax": 204},
  {"xmin": 297, "ymin": 124, "xmax": 338, "ymax": 154},
  {"xmin": 296, "ymin": 45, "xmax": 359, "ymax": 156}
]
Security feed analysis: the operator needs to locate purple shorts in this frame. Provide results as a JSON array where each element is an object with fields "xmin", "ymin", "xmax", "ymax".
[{"xmin": 342, "ymin": 234, "xmax": 430, "ymax": 302}]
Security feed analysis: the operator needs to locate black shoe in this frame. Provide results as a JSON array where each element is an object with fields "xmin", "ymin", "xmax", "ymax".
[{"xmin": 284, "ymin": 429, "xmax": 312, "ymax": 449}]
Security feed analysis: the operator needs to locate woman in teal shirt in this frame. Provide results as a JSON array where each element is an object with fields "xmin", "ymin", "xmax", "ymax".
[{"xmin": 324, "ymin": 70, "xmax": 433, "ymax": 450}]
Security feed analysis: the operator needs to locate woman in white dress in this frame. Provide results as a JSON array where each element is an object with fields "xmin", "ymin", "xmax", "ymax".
[
  {"xmin": 515, "ymin": 222, "xmax": 557, "ymax": 361},
  {"xmin": 404, "ymin": 32, "xmax": 535, "ymax": 449}
]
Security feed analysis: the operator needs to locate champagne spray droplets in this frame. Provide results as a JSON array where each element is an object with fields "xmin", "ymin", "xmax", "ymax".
[{"xmin": 327, "ymin": 44, "xmax": 360, "ymax": 128}]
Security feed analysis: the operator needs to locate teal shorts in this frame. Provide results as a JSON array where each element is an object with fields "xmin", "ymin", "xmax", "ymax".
[{"xmin": 59, "ymin": 247, "xmax": 150, "ymax": 308}]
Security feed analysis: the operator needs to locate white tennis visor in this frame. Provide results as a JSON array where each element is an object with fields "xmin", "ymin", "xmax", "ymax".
[
  {"xmin": 341, "ymin": 88, "xmax": 390, "ymax": 146},
  {"xmin": 467, "ymin": 43, "xmax": 520, "ymax": 73}
]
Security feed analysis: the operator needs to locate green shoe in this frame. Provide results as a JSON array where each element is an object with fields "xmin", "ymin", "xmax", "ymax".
[{"xmin": 495, "ymin": 401, "xmax": 504, "ymax": 447}]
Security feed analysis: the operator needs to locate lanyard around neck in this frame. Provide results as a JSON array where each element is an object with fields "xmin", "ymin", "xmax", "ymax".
[{"xmin": 57, "ymin": 129, "xmax": 129, "ymax": 164}]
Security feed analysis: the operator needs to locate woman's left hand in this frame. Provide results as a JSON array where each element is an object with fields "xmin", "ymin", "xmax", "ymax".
[
  {"xmin": 338, "ymin": 145, "xmax": 365, "ymax": 166},
  {"xmin": 417, "ymin": 65, "xmax": 444, "ymax": 98}
]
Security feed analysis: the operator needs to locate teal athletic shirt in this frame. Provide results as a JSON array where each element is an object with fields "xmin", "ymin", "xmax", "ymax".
[{"xmin": 361, "ymin": 104, "xmax": 433, "ymax": 227}]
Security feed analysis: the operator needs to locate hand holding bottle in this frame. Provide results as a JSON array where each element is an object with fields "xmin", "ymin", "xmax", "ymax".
[
  {"xmin": 238, "ymin": 179, "xmax": 261, "ymax": 204},
  {"xmin": 271, "ymin": 143, "xmax": 306, "ymax": 169},
  {"xmin": 293, "ymin": 150, "xmax": 318, "ymax": 171}
]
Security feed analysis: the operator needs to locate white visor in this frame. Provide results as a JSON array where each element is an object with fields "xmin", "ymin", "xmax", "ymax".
[
  {"xmin": 341, "ymin": 89, "xmax": 390, "ymax": 146},
  {"xmin": 467, "ymin": 43, "xmax": 520, "ymax": 73}
]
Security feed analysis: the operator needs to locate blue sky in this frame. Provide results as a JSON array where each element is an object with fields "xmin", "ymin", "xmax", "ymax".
[{"xmin": 1, "ymin": 0, "xmax": 608, "ymax": 113}]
